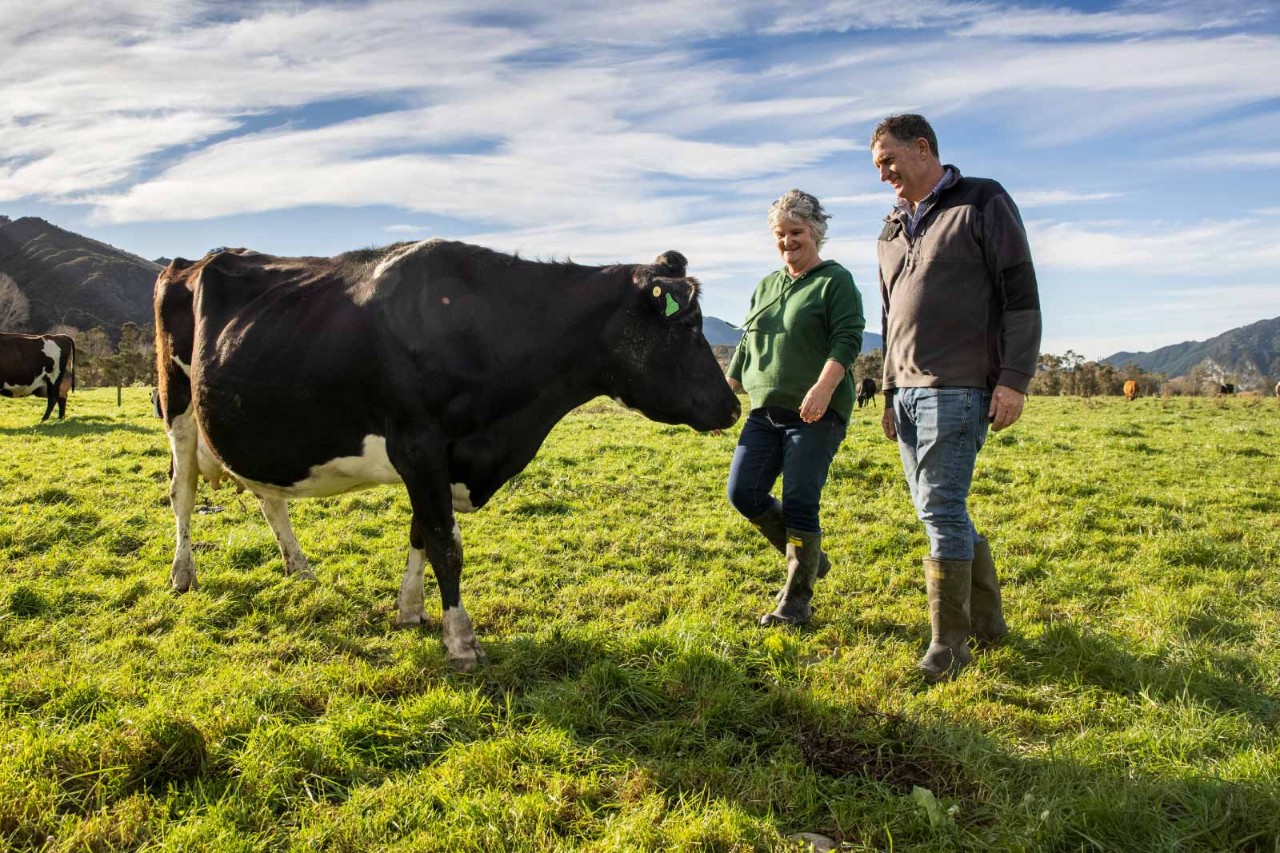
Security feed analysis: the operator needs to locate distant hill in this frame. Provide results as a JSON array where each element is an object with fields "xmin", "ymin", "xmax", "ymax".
[
  {"xmin": 704, "ymin": 315, "xmax": 883, "ymax": 354},
  {"xmin": 0, "ymin": 216, "xmax": 160, "ymax": 336},
  {"xmin": 1102, "ymin": 316, "xmax": 1280, "ymax": 390}
]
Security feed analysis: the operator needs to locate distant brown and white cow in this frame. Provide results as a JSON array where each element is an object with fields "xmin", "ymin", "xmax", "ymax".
[
  {"xmin": 1123, "ymin": 380, "xmax": 1138, "ymax": 402},
  {"xmin": 154, "ymin": 239, "xmax": 740, "ymax": 670},
  {"xmin": 0, "ymin": 332, "xmax": 76, "ymax": 421}
]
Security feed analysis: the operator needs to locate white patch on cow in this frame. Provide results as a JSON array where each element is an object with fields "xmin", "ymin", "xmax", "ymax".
[
  {"xmin": 451, "ymin": 482, "xmax": 476, "ymax": 513},
  {"xmin": 452, "ymin": 520, "xmax": 462, "ymax": 549},
  {"xmin": 1, "ymin": 339, "xmax": 60, "ymax": 397},
  {"xmin": 442, "ymin": 605, "xmax": 482, "ymax": 670},
  {"xmin": 171, "ymin": 355, "xmax": 191, "ymax": 377},
  {"xmin": 239, "ymin": 434, "xmax": 403, "ymax": 499},
  {"xmin": 395, "ymin": 546, "xmax": 428, "ymax": 627}
]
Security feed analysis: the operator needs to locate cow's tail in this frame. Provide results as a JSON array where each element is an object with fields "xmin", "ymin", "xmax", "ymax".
[{"xmin": 67, "ymin": 337, "xmax": 76, "ymax": 392}]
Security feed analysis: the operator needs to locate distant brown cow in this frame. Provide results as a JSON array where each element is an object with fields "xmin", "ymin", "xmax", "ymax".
[
  {"xmin": 0, "ymin": 332, "xmax": 76, "ymax": 421},
  {"xmin": 1123, "ymin": 380, "xmax": 1138, "ymax": 402}
]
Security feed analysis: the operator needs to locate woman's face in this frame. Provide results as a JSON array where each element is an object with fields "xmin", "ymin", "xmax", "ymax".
[{"xmin": 773, "ymin": 216, "xmax": 819, "ymax": 274}]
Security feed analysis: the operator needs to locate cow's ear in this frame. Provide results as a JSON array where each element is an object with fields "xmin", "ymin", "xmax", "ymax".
[
  {"xmin": 644, "ymin": 276, "xmax": 695, "ymax": 320},
  {"xmin": 652, "ymin": 250, "xmax": 687, "ymax": 278}
]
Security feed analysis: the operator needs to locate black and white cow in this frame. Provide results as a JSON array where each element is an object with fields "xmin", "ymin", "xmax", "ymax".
[
  {"xmin": 0, "ymin": 332, "xmax": 76, "ymax": 422},
  {"xmin": 155, "ymin": 239, "xmax": 740, "ymax": 670}
]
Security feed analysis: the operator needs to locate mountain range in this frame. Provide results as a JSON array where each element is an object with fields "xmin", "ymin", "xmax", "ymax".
[
  {"xmin": 0, "ymin": 215, "xmax": 161, "ymax": 336},
  {"xmin": 2, "ymin": 214, "xmax": 1274, "ymax": 387},
  {"xmin": 1101, "ymin": 316, "xmax": 1280, "ymax": 390},
  {"xmin": 703, "ymin": 315, "xmax": 883, "ymax": 353}
]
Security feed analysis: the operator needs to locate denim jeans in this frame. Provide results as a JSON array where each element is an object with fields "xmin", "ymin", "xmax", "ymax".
[
  {"xmin": 727, "ymin": 406, "xmax": 847, "ymax": 533},
  {"xmin": 893, "ymin": 387, "xmax": 991, "ymax": 560}
]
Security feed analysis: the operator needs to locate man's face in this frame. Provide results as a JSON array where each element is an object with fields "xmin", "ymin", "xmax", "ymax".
[{"xmin": 871, "ymin": 135, "xmax": 935, "ymax": 204}]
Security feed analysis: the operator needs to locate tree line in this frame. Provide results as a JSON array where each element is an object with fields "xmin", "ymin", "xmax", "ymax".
[
  {"xmin": 42, "ymin": 322, "xmax": 157, "ymax": 389},
  {"xmin": 854, "ymin": 348, "xmax": 1233, "ymax": 398}
]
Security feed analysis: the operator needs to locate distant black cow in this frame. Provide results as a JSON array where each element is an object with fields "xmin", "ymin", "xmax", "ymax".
[
  {"xmin": 856, "ymin": 376, "xmax": 877, "ymax": 408},
  {"xmin": 155, "ymin": 239, "xmax": 740, "ymax": 670},
  {"xmin": 0, "ymin": 332, "xmax": 76, "ymax": 421},
  {"xmin": 1219, "ymin": 383, "xmax": 1236, "ymax": 396},
  {"xmin": 150, "ymin": 387, "xmax": 162, "ymax": 417}
]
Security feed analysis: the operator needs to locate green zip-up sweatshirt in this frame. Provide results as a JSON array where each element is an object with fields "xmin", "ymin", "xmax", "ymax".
[{"xmin": 727, "ymin": 260, "xmax": 864, "ymax": 422}]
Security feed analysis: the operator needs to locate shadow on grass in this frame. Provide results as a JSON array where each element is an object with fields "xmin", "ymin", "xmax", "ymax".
[
  {"xmin": 1004, "ymin": 622, "xmax": 1277, "ymax": 723},
  {"xmin": 460, "ymin": 628, "xmax": 1280, "ymax": 849},
  {"xmin": 0, "ymin": 415, "xmax": 154, "ymax": 438}
]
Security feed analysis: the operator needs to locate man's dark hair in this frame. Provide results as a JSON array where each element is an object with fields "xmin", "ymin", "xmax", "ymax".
[{"xmin": 871, "ymin": 114, "xmax": 939, "ymax": 158}]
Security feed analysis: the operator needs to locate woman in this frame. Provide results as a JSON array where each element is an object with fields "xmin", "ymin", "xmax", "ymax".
[{"xmin": 726, "ymin": 190, "xmax": 864, "ymax": 626}]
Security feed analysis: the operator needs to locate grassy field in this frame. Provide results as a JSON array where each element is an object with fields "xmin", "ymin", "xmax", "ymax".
[{"xmin": 0, "ymin": 388, "xmax": 1277, "ymax": 851}]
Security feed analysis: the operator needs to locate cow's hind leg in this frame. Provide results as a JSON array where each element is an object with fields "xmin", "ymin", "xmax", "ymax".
[
  {"xmin": 167, "ymin": 411, "xmax": 200, "ymax": 591},
  {"xmin": 256, "ymin": 495, "xmax": 316, "ymax": 580}
]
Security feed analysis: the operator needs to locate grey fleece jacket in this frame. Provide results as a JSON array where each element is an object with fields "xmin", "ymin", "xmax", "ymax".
[{"xmin": 877, "ymin": 168, "xmax": 1042, "ymax": 396}]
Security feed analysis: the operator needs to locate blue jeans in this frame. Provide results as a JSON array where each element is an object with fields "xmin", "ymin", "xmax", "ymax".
[
  {"xmin": 727, "ymin": 407, "xmax": 847, "ymax": 533},
  {"xmin": 893, "ymin": 388, "xmax": 991, "ymax": 560}
]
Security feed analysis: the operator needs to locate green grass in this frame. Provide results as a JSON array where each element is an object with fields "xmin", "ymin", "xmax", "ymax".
[{"xmin": 1, "ymin": 389, "xmax": 1277, "ymax": 851}]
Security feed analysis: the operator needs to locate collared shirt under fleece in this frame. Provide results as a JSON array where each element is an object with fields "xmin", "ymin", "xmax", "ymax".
[
  {"xmin": 877, "ymin": 166, "xmax": 1042, "ymax": 397},
  {"xmin": 727, "ymin": 260, "xmax": 865, "ymax": 423}
]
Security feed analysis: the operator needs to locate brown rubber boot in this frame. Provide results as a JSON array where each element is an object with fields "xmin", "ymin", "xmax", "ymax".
[
  {"xmin": 971, "ymin": 536, "xmax": 1008, "ymax": 645},
  {"xmin": 749, "ymin": 503, "xmax": 830, "ymax": 604},
  {"xmin": 918, "ymin": 557, "xmax": 973, "ymax": 682},
  {"xmin": 759, "ymin": 529, "xmax": 823, "ymax": 627}
]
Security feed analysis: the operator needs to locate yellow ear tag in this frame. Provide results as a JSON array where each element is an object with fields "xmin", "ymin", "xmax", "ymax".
[{"xmin": 652, "ymin": 285, "xmax": 662, "ymax": 298}]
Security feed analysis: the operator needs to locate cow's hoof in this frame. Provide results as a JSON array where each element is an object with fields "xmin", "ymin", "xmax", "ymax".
[
  {"xmin": 170, "ymin": 557, "xmax": 198, "ymax": 592},
  {"xmin": 392, "ymin": 611, "xmax": 429, "ymax": 629},
  {"xmin": 290, "ymin": 568, "xmax": 317, "ymax": 582},
  {"xmin": 447, "ymin": 641, "xmax": 486, "ymax": 673}
]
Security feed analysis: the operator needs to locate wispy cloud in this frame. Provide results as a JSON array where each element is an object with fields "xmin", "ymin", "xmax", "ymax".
[
  {"xmin": 1175, "ymin": 151, "xmax": 1280, "ymax": 167},
  {"xmin": 1017, "ymin": 190, "xmax": 1123, "ymax": 207},
  {"xmin": 1028, "ymin": 217, "xmax": 1280, "ymax": 276}
]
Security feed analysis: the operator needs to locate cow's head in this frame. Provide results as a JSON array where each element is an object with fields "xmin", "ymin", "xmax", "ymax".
[{"xmin": 604, "ymin": 251, "xmax": 740, "ymax": 432}]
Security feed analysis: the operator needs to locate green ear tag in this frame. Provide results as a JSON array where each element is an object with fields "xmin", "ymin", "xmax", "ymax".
[{"xmin": 663, "ymin": 292, "xmax": 680, "ymax": 317}]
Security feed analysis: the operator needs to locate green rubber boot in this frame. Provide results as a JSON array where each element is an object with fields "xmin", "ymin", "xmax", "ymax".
[
  {"xmin": 759, "ymin": 529, "xmax": 823, "ymax": 627},
  {"xmin": 971, "ymin": 536, "xmax": 1008, "ymax": 645},
  {"xmin": 918, "ymin": 557, "xmax": 973, "ymax": 682},
  {"xmin": 749, "ymin": 503, "xmax": 830, "ymax": 603}
]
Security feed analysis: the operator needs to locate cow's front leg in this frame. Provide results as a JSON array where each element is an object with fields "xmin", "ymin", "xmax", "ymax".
[
  {"xmin": 394, "ymin": 517, "xmax": 430, "ymax": 628},
  {"xmin": 256, "ymin": 494, "xmax": 316, "ymax": 580},
  {"xmin": 396, "ymin": 516, "xmax": 482, "ymax": 671},
  {"xmin": 39, "ymin": 378, "xmax": 57, "ymax": 423},
  {"xmin": 388, "ymin": 433, "xmax": 483, "ymax": 671},
  {"xmin": 167, "ymin": 409, "xmax": 200, "ymax": 591}
]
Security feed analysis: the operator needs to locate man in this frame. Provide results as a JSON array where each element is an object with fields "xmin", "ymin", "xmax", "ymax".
[{"xmin": 870, "ymin": 114, "xmax": 1041, "ymax": 682}]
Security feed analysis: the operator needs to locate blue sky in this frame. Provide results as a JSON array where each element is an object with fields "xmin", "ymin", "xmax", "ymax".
[{"xmin": 2, "ymin": 0, "xmax": 1278, "ymax": 358}]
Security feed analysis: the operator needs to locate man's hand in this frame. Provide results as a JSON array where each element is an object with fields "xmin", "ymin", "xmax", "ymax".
[
  {"xmin": 988, "ymin": 385, "xmax": 1026, "ymax": 431},
  {"xmin": 881, "ymin": 405, "xmax": 897, "ymax": 440}
]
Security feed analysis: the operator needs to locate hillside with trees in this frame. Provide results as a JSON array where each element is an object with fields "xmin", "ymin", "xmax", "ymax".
[
  {"xmin": 0, "ymin": 216, "xmax": 160, "ymax": 336},
  {"xmin": 1101, "ymin": 316, "xmax": 1279, "ymax": 391}
]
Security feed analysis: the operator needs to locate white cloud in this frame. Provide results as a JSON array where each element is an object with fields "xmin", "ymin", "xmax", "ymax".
[
  {"xmin": 1017, "ymin": 190, "xmax": 1122, "ymax": 206},
  {"xmin": 1177, "ymin": 151, "xmax": 1280, "ymax": 167},
  {"xmin": 1028, "ymin": 217, "xmax": 1280, "ymax": 276}
]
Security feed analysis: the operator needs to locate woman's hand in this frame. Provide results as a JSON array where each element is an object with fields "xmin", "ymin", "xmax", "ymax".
[
  {"xmin": 799, "ymin": 383, "xmax": 834, "ymax": 423},
  {"xmin": 800, "ymin": 360, "xmax": 845, "ymax": 423}
]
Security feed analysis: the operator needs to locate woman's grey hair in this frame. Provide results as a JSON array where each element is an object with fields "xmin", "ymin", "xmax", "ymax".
[{"xmin": 768, "ymin": 189, "xmax": 831, "ymax": 249}]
